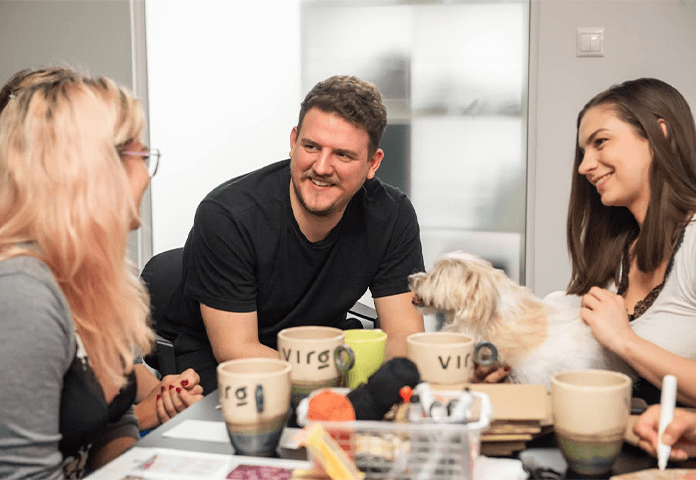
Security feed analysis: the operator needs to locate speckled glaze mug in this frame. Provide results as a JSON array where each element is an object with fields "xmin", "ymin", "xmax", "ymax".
[
  {"xmin": 277, "ymin": 326, "xmax": 355, "ymax": 407},
  {"xmin": 217, "ymin": 358, "xmax": 292, "ymax": 456},
  {"xmin": 551, "ymin": 369, "xmax": 632, "ymax": 476},
  {"xmin": 406, "ymin": 331, "xmax": 498, "ymax": 389}
]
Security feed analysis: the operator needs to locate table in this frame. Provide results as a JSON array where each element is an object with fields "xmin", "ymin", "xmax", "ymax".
[
  {"xmin": 136, "ymin": 390, "xmax": 234, "ymax": 455},
  {"xmin": 86, "ymin": 392, "xmax": 311, "ymax": 479},
  {"xmin": 126, "ymin": 391, "xmax": 694, "ymax": 479}
]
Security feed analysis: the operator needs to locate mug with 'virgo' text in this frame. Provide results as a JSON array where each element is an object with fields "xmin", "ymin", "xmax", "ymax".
[
  {"xmin": 277, "ymin": 325, "xmax": 355, "ymax": 407},
  {"xmin": 407, "ymin": 331, "xmax": 498, "ymax": 389}
]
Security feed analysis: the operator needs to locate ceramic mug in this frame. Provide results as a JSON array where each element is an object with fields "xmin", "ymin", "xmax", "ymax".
[
  {"xmin": 277, "ymin": 326, "xmax": 355, "ymax": 407},
  {"xmin": 217, "ymin": 358, "xmax": 292, "ymax": 456},
  {"xmin": 334, "ymin": 329, "xmax": 388, "ymax": 389},
  {"xmin": 551, "ymin": 369, "xmax": 632, "ymax": 476},
  {"xmin": 406, "ymin": 331, "xmax": 498, "ymax": 388}
]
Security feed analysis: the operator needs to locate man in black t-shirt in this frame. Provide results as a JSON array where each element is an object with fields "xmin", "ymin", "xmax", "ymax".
[{"xmin": 162, "ymin": 75, "xmax": 425, "ymax": 393}]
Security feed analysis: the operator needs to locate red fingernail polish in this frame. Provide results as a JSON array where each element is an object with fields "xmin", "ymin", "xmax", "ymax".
[
  {"xmin": 161, "ymin": 386, "xmax": 165, "ymax": 392},
  {"xmin": 176, "ymin": 387, "xmax": 182, "ymax": 393},
  {"xmin": 157, "ymin": 395, "xmax": 161, "ymax": 400},
  {"xmin": 169, "ymin": 385, "xmax": 174, "ymax": 390},
  {"xmin": 181, "ymin": 380, "xmax": 188, "ymax": 387}
]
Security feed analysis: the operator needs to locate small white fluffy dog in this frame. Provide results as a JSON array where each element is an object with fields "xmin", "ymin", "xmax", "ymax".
[{"xmin": 408, "ymin": 251, "xmax": 634, "ymax": 387}]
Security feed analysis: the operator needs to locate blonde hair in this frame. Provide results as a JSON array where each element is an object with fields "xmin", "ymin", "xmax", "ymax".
[
  {"xmin": 0, "ymin": 75, "xmax": 154, "ymax": 391},
  {"xmin": 0, "ymin": 66, "xmax": 83, "ymax": 113}
]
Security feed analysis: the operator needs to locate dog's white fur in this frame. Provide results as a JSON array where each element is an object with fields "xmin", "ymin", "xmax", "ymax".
[{"xmin": 408, "ymin": 251, "xmax": 635, "ymax": 387}]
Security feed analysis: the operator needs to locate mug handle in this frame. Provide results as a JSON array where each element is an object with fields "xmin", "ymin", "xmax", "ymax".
[
  {"xmin": 474, "ymin": 341, "xmax": 498, "ymax": 366},
  {"xmin": 255, "ymin": 385, "xmax": 264, "ymax": 413},
  {"xmin": 333, "ymin": 345, "xmax": 355, "ymax": 374}
]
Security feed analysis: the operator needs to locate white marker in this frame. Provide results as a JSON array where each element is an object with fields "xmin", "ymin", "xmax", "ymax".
[{"xmin": 657, "ymin": 374, "xmax": 677, "ymax": 470}]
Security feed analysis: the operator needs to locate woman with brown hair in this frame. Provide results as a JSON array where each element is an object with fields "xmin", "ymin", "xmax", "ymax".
[{"xmin": 567, "ymin": 78, "xmax": 695, "ymax": 406}]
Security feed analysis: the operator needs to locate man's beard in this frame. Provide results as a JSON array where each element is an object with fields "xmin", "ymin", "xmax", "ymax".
[{"xmin": 291, "ymin": 175, "xmax": 339, "ymax": 218}]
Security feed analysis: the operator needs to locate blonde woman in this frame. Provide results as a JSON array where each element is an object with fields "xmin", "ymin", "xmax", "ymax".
[
  {"xmin": 0, "ymin": 68, "xmax": 204, "ymax": 441},
  {"xmin": 0, "ymin": 75, "xmax": 190, "ymax": 479}
]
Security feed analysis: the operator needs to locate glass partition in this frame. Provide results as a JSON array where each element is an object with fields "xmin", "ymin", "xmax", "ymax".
[{"xmin": 302, "ymin": 0, "xmax": 529, "ymax": 288}]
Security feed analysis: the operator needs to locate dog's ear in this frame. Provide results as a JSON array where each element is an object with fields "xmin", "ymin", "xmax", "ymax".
[
  {"xmin": 453, "ymin": 263, "xmax": 500, "ymax": 332},
  {"xmin": 407, "ymin": 271, "xmax": 426, "ymax": 292}
]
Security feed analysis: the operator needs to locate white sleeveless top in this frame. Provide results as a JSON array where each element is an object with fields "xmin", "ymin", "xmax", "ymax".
[{"xmin": 628, "ymin": 216, "xmax": 696, "ymax": 360}]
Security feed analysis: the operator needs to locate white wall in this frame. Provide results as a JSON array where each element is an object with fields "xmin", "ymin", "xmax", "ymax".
[
  {"xmin": 145, "ymin": 1, "xmax": 301, "ymax": 254},
  {"xmin": 526, "ymin": 0, "xmax": 696, "ymax": 296}
]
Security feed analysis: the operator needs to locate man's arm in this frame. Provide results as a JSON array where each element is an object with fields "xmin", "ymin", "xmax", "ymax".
[
  {"xmin": 200, "ymin": 304, "xmax": 278, "ymax": 362},
  {"xmin": 374, "ymin": 292, "xmax": 424, "ymax": 359}
]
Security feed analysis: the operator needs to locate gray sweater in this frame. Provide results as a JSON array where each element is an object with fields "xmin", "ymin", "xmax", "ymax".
[{"xmin": 0, "ymin": 254, "xmax": 139, "ymax": 479}]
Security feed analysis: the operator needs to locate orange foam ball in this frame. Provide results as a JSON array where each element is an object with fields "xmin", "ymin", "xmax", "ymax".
[{"xmin": 307, "ymin": 390, "xmax": 356, "ymax": 422}]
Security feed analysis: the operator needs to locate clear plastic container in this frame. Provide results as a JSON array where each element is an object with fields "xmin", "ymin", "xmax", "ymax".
[{"xmin": 309, "ymin": 391, "xmax": 492, "ymax": 480}]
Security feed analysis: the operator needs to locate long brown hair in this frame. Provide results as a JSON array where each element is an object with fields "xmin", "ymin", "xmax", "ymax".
[{"xmin": 567, "ymin": 78, "xmax": 695, "ymax": 295}]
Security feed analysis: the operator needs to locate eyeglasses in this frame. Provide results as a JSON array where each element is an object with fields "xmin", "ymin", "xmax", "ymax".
[{"xmin": 121, "ymin": 148, "xmax": 161, "ymax": 178}]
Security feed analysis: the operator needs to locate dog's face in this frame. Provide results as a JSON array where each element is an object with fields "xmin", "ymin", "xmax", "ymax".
[{"xmin": 409, "ymin": 252, "xmax": 500, "ymax": 333}]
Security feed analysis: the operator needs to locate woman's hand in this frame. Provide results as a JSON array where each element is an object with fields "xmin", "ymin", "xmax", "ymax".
[
  {"xmin": 580, "ymin": 287, "xmax": 635, "ymax": 353},
  {"xmin": 136, "ymin": 368, "xmax": 204, "ymax": 430},
  {"xmin": 154, "ymin": 369, "xmax": 205, "ymax": 425},
  {"xmin": 634, "ymin": 404, "xmax": 696, "ymax": 461}
]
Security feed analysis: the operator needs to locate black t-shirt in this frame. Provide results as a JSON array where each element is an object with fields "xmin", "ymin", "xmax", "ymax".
[{"xmin": 162, "ymin": 159, "xmax": 424, "ymax": 350}]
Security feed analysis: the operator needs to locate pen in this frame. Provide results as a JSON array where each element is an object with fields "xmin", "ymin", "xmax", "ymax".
[{"xmin": 657, "ymin": 374, "xmax": 677, "ymax": 470}]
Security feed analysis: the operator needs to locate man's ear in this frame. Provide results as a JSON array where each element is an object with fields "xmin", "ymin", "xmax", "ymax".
[
  {"xmin": 366, "ymin": 148, "xmax": 384, "ymax": 180},
  {"xmin": 289, "ymin": 126, "xmax": 298, "ymax": 156},
  {"xmin": 658, "ymin": 118, "xmax": 669, "ymax": 138}
]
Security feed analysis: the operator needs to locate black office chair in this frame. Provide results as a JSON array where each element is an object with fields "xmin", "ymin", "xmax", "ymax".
[{"xmin": 140, "ymin": 247, "xmax": 184, "ymax": 376}]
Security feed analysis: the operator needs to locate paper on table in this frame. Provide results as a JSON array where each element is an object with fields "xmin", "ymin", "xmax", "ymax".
[
  {"xmin": 610, "ymin": 469, "xmax": 696, "ymax": 479},
  {"xmin": 84, "ymin": 446, "xmax": 314, "ymax": 479},
  {"xmin": 162, "ymin": 420, "xmax": 230, "ymax": 443},
  {"xmin": 85, "ymin": 447, "xmax": 234, "ymax": 479},
  {"xmin": 475, "ymin": 455, "xmax": 529, "ymax": 480}
]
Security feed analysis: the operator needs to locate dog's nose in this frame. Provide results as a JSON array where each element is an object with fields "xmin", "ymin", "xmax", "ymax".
[{"xmin": 412, "ymin": 294, "xmax": 423, "ymax": 306}]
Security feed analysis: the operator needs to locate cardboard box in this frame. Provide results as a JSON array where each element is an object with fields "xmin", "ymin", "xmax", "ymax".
[{"xmin": 469, "ymin": 384, "xmax": 548, "ymax": 423}]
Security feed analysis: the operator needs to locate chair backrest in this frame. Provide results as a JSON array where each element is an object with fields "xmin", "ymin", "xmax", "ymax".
[
  {"xmin": 140, "ymin": 247, "xmax": 184, "ymax": 336},
  {"xmin": 347, "ymin": 301, "xmax": 378, "ymax": 329},
  {"xmin": 140, "ymin": 248, "xmax": 183, "ymax": 375}
]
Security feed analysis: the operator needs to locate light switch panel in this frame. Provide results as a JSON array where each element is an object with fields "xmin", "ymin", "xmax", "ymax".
[{"xmin": 577, "ymin": 27, "xmax": 604, "ymax": 57}]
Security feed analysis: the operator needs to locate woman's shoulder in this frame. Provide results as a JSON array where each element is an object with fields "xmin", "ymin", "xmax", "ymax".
[
  {"xmin": 0, "ymin": 250, "xmax": 50, "ymax": 276},
  {"xmin": 677, "ymin": 214, "xmax": 696, "ymax": 261},
  {"xmin": 684, "ymin": 214, "xmax": 696, "ymax": 237},
  {"xmin": 0, "ymin": 254, "xmax": 62, "ymax": 297},
  {"xmin": 0, "ymin": 254, "xmax": 74, "ymax": 339}
]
